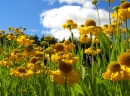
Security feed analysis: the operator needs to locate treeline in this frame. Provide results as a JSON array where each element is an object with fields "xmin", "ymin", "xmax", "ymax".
[{"xmin": 30, "ymin": 34, "xmax": 92, "ymax": 50}]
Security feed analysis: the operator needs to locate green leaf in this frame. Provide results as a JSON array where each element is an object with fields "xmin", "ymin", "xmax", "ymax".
[
  {"xmin": 73, "ymin": 84, "xmax": 84, "ymax": 95},
  {"xmin": 99, "ymin": 33, "xmax": 111, "ymax": 56}
]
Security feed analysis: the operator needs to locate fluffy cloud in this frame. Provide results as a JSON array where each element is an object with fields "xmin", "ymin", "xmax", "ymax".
[
  {"xmin": 26, "ymin": 29, "xmax": 39, "ymax": 36},
  {"xmin": 43, "ymin": 0, "xmax": 92, "ymax": 5},
  {"xmin": 40, "ymin": 0, "xmax": 109, "ymax": 41},
  {"xmin": 42, "ymin": 0, "xmax": 56, "ymax": 5},
  {"xmin": 59, "ymin": 0, "xmax": 86, "ymax": 4},
  {"xmin": 41, "ymin": 28, "xmax": 79, "ymax": 41}
]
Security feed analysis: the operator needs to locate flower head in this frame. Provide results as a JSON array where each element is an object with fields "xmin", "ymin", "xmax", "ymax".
[
  {"xmin": 44, "ymin": 35, "xmax": 53, "ymax": 41},
  {"xmin": 17, "ymin": 35, "xmax": 34, "ymax": 47},
  {"xmin": 10, "ymin": 66, "xmax": 33, "ymax": 79},
  {"xmin": 59, "ymin": 61, "xmax": 72, "ymax": 73},
  {"xmin": 78, "ymin": 35, "xmax": 90, "ymax": 44},
  {"xmin": 112, "ymin": 2, "xmax": 130, "ymax": 20},
  {"xmin": 62, "ymin": 20, "xmax": 77, "ymax": 30},
  {"xmin": 79, "ymin": 19, "xmax": 103, "ymax": 37},
  {"xmin": 102, "ymin": 62, "xmax": 124, "ymax": 81},
  {"xmin": 54, "ymin": 43, "xmax": 64, "ymax": 52},
  {"xmin": 50, "ymin": 60, "xmax": 80, "ymax": 86},
  {"xmin": 118, "ymin": 52, "xmax": 130, "ymax": 67},
  {"xmin": 63, "ymin": 40, "xmax": 75, "ymax": 51},
  {"xmin": 85, "ymin": 19, "xmax": 96, "ymax": 27},
  {"xmin": 104, "ymin": 0, "xmax": 114, "ymax": 2},
  {"xmin": 120, "ymin": 2, "xmax": 130, "ymax": 9},
  {"xmin": 29, "ymin": 57, "xmax": 39, "ymax": 64}
]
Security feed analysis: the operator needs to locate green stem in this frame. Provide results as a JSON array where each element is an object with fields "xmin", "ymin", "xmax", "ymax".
[
  {"xmin": 95, "ymin": 4, "xmax": 100, "ymax": 26},
  {"xmin": 64, "ymin": 78, "xmax": 69, "ymax": 96},
  {"xmin": 90, "ymin": 32, "xmax": 94, "ymax": 84},
  {"xmin": 108, "ymin": 0, "xmax": 111, "ymax": 25},
  {"xmin": 125, "ymin": 19, "xmax": 129, "ymax": 49},
  {"xmin": 70, "ymin": 30, "xmax": 74, "ymax": 44}
]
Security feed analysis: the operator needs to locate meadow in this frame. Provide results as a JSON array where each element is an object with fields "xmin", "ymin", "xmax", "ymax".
[{"xmin": 0, "ymin": 0, "xmax": 130, "ymax": 96}]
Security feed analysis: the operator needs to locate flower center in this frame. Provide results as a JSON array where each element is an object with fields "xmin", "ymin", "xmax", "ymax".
[
  {"xmin": 30, "ymin": 57, "xmax": 38, "ymax": 63},
  {"xmin": 17, "ymin": 67, "xmax": 26, "ymax": 73},
  {"xmin": 103, "ymin": 24, "xmax": 108, "ymax": 27},
  {"xmin": 120, "ymin": 2, "xmax": 130, "ymax": 9},
  {"xmin": 63, "ymin": 40, "xmax": 71, "ymax": 45},
  {"xmin": 12, "ymin": 49, "xmax": 19, "ymax": 55},
  {"xmin": 85, "ymin": 19, "xmax": 96, "ymax": 26},
  {"xmin": 110, "ymin": 25, "xmax": 115, "ymax": 28},
  {"xmin": 26, "ymin": 48, "xmax": 33, "ymax": 52},
  {"xmin": 59, "ymin": 61, "xmax": 72, "ymax": 73},
  {"xmin": 107, "ymin": 62, "xmax": 121, "ymax": 72},
  {"xmin": 118, "ymin": 52, "xmax": 130, "ymax": 66},
  {"xmin": 67, "ymin": 20, "xmax": 74, "ymax": 24},
  {"xmin": 55, "ymin": 43, "xmax": 64, "ymax": 52}
]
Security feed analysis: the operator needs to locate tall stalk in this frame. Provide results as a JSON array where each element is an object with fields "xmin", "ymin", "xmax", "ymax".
[
  {"xmin": 95, "ymin": 4, "xmax": 100, "ymax": 26},
  {"xmin": 108, "ymin": 0, "xmax": 111, "ymax": 24}
]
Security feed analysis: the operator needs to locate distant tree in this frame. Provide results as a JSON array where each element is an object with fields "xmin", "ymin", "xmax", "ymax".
[
  {"xmin": 30, "ymin": 35, "xmax": 40, "ymax": 45},
  {"xmin": 49, "ymin": 36, "xmax": 58, "ymax": 44},
  {"xmin": 40, "ymin": 35, "xmax": 44, "ymax": 41}
]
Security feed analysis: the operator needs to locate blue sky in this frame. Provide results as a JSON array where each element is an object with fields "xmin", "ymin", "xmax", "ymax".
[{"xmin": 0, "ymin": 0, "xmax": 128, "ymax": 40}]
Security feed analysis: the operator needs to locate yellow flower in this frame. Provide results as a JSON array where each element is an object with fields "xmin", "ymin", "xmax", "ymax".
[
  {"xmin": 6, "ymin": 33, "xmax": 16, "ymax": 40},
  {"xmin": 68, "ymin": 57, "xmax": 79, "ymax": 64},
  {"xmin": 62, "ymin": 20, "xmax": 77, "ymax": 30},
  {"xmin": 0, "ymin": 33, "xmax": 4, "ymax": 38},
  {"xmin": 120, "ymin": 1, "xmax": 130, "ymax": 9},
  {"xmin": 44, "ymin": 35, "xmax": 53, "ymax": 41},
  {"xmin": 63, "ymin": 40, "xmax": 75, "ymax": 51},
  {"xmin": 9, "ymin": 49, "xmax": 25, "ymax": 62},
  {"xmin": 17, "ymin": 35, "xmax": 34, "ymax": 47},
  {"xmin": 40, "ymin": 41, "xmax": 48, "ymax": 45},
  {"xmin": 22, "ymin": 48, "xmax": 36, "ymax": 57},
  {"xmin": 63, "ymin": 52, "xmax": 73, "ymax": 59},
  {"xmin": 0, "ymin": 58, "xmax": 12, "ymax": 67},
  {"xmin": 85, "ymin": 19, "xmax": 96, "ymax": 27},
  {"xmin": 29, "ymin": 57, "xmax": 39, "ymax": 64},
  {"xmin": 26, "ymin": 63, "xmax": 39, "ymax": 71},
  {"xmin": 112, "ymin": 2, "xmax": 130, "ymax": 20},
  {"xmin": 0, "ymin": 30, "xmax": 6, "ymax": 33},
  {"xmin": 54, "ymin": 43, "xmax": 64, "ymax": 52},
  {"xmin": 84, "ymin": 48, "xmax": 92, "ymax": 55},
  {"xmin": 50, "ymin": 52, "xmax": 64, "ymax": 62},
  {"xmin": 44, "ymin": 47, "xmax": 55, "ymax": 54},
  {"xmin": 13, "ymin": 28, "xmax": 22, "ymax": 34},
  {"xmin": 79, "ymin": 19, "xmax": 103, "ymax": 37},
  {"xmin": 103, "ymin": 24, "xmax": 116, "ymax": 35},
  {"xmin": 78, "ymin": 35, "xmax": 90, "ymax": 44},
  {"xmin": 121, "ymin": 27, "xmax": 126, "ymax": 34},
  {"xmin": 50, "ymin": 60, "xmax": 80, "ymax": 86},
  {"xmin": 8, "ymin": 26, "xmax": 13, "ymax": 30},
  {"xmin": 84, "ymin": 47, "xmax": 100, "ymax": 55},
  {"xmin": 111, "ymin": 19, "xmax": 124, "ymax": 26},
  {"xmin": 118, "ymin": 52, "xmax": 130, "ymax": 67},
  {"xmin": 102, "ymin": 61, "xmax": 130, "ymax": 81},
  {"xmin": 10, "ymin": 66, "xmax": 33, "ymax": 79},
  {"xmin": 34, "ymin": 45, "xmax": 43, "ymax": 51},
  {"xmin": 104, "ymin": 0, "xmax": 114, "ymax": 2}
]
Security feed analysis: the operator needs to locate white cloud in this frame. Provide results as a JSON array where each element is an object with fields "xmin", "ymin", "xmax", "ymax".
[
  {"xmin": 83, "ymin": 1, "xmax": 95, "ymax": 8},
  {"xmin": 26, "ymin": 29, "xmax": 39, "ymax": 36},
  {"xmin": 41, "ymin": 28, "xmax": 79, "ymax": 41},
  {"xmin": 59, "ymin": 0, "xmax": 87, "ymax": 4},
  {"xmin": 40, "ymin": 1, "xmax": 109, "ymax": 41},
  {"xmin": 42, "ymin": 0, "xmax": 55, "ymax": 5},
  {"xmin": 43, "ymin": 0, "xmax": 92, "ymax": 5},
  {"xmin": 27, "ymin": 29, "xmax": 38, "ymax": 32}
]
